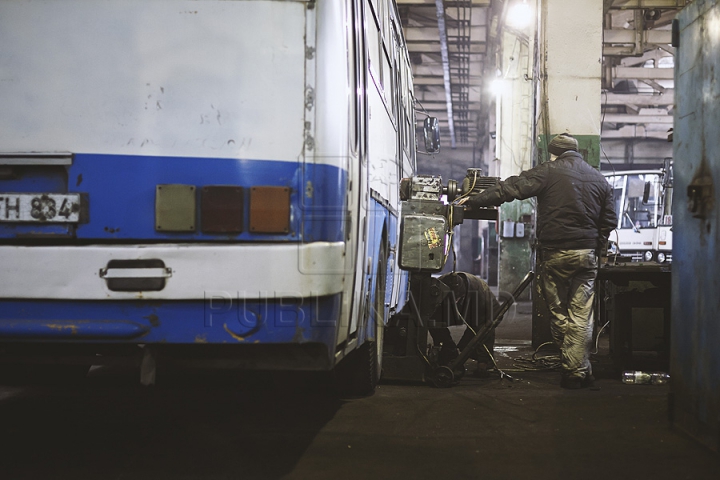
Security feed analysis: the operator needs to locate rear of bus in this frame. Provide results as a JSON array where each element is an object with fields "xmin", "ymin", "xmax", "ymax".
[{"xmin": 0, "ymin": 1, "xmax": 347, "ymax": 375}]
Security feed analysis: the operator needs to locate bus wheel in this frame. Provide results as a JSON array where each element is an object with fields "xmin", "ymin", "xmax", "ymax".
[{"xmin": 335, "ymin": 242, "xmax": 387, "ymax": 396}]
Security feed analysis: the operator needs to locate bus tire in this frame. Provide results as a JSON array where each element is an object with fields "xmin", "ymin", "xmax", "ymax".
[
  {"xmin": 335, "ymin": 337, "xmax": 379, "ymax": 397},
  {"xmin": 335, "ymin": 240, "xmax": 387, "ymax": 396}
]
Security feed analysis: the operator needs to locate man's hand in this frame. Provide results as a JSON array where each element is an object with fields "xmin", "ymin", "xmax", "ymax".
[{"xmin": 466, "ymin": 193, "xmax": 492, "ymax": 208}]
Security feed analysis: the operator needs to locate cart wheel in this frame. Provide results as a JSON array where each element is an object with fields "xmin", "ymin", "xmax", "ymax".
[{"xmin": 430, "ymin": 366, "xmax": 455, "ymax": 388}]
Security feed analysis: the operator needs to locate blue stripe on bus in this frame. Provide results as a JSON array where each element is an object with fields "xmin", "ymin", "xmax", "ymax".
[
  {"xmin": 0, "ymin": 154, "xmax": 347, "ymax": 242},
  {"xmin": 360, "ymin": 197, "xmax": 406, "ymax": 345},
  {"xmin": 0, "ymin": 295, "xmax": 341, "ymax": 348}
]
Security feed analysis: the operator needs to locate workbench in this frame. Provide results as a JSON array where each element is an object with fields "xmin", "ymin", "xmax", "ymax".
[{"xmin": 596, "ymin": 261, "xmax": 671, "ymax": 371}]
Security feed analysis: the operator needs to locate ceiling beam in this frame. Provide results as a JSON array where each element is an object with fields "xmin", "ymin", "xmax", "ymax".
[
  {"xmin": 420, "ymin": 100, "xmax": 483, "ymax": 107},
  {"xmin": 402, "ymin": 1, "xmax": 490, "ymax": 147},
  {"xmin": 638, "ymin": 79, "xmax": 667, "ymax": 92},
  {"xmin": 397, "ymin": 0, "xmax": 490, "ymax": 5},
  {"xmin": 433, "ymin": 0, "xmax": 456, "ymax": 148},
  {"xmin": 603, "ymin": 114, "xmax": 673, "ymax": 124},
  {"xmin": 603, "ymin": 90, "xmax": 674, "ymax": 106},
  {"xmin": 407, "ymin": 44, "xmax": 487, "ymax": 55},
  {"xmin": 613, "ymin": 66, "xmax": 674, "ymax": 80},
  {"xmin": 620, "ymin": 49, "xmax": 674, "ymax": 67},
  {"xmin": 406, "ymin": 39, "xmax": 486, "ymax": 47},
  {"xmin": 408, "ymin": 48, "xmax": 486, "ymax": 56},
  {"xmin": 601, "ymin": 126, "xmax": 670, "ymax": 139},
  {"xmin": 604, "ymin": 29, "xmax": 672, "ymax": 44},
  {"xmin": 607, "ymin": 0, "xmax": 687, "ymax": 8}
]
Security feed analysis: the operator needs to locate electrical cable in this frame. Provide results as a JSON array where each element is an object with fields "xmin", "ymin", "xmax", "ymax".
[
  {"xmin": 591, "ymin": 320, "xmax": 611, "ymax": 355},
  {"xmin": 448, "ymin": 273, "xmax": 471, "ymax": 332},
  {"xmin": 511, "ymin": 341, "xmax": 561, "ymax": 371},
  {"xmin": 444, "ymin": 205, "xmax": 454, "ymax": 265},
  {"xmin": 480, "ymin": 344, "xmax": 515, "ymax": 381},
  {"xmin": 451, "ymin": 240, "xmax": 457, "ymax": 272},
  {"xmin": 453, "ymin": 169, "xmax": 478, "ymax": 205},
  {"xmin": 416, "ymin": 343, "xmax": 433, "ymax": 368}
]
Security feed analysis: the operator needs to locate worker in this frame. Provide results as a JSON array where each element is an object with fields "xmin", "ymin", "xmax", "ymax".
[
  {"xmin": 429, "ymin": 272, "xmax": 501, "ymax": 378},
  {"xmin": 465, "ymin": 133, "xmax": 617, "ymax": 389}
]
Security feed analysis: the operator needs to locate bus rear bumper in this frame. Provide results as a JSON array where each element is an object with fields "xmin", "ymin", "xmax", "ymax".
[{"xmin": 0, "ymin": 294, "xmax": 342, "ymax": 369}]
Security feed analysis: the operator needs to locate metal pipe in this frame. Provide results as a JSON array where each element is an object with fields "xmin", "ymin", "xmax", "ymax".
[{"xmin": 435, "ymin": 0, "xmax": 456, "ymax": 149}]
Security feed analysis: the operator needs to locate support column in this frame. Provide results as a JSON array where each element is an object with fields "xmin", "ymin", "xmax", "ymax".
[
  {"xmin": 533, "ymin": 0, "xmax": 604, "ymax": 347},
  {"xmin": 496, "ymin": 29, "xmax": 535, "ymax": 300},
  {"xmin": 536, "ymin": 0, "xmax": 604, "ymax": 166}
]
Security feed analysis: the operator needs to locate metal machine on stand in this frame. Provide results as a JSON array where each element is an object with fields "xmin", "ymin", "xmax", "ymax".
[{"xmin": 382, "ymin": 171, "xmax": 534, "ymax": 387}]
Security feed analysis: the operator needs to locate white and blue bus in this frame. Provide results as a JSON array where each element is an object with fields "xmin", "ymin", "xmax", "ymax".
[{"xmin": 0, "ymin": 0, "xmax": 417, "ymax": 394}]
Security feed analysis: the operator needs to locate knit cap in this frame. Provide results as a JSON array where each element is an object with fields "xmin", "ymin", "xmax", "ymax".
[{"xmin": 548, "ymin": 133, "xmax": 579, "ymax": 156}]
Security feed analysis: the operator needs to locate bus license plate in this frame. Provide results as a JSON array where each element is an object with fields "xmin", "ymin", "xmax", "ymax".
[{"xmin": 0, "ymin": 193, "xmax": 82, "ymax": 223}]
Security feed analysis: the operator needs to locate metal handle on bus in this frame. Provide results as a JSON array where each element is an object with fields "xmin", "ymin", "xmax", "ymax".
[{"xmin": 99, "ymin": 267, "xmax": 173, "ymax": 279}]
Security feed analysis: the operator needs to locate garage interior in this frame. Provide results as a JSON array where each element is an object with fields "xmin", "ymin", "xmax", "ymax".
[
  {"xmin": 391, "ymin": 0, "xmax": 718, "ymax": 470},
  {"xmin": 1, "ymin": 1, "xmax": 719, "ymax": 478}
]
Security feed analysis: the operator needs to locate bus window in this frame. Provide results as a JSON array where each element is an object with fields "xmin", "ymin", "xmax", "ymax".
[{"xmin": 620, "ymin": 174, "xmax": 660, "ymax": 229}]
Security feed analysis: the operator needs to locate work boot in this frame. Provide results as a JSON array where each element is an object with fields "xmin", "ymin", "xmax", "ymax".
[
  {"xmin": 561, "ymin": 374, "xmax": 595, "ymax": 389},
  {"xmin": 560, "ymin": 375, "xmax": 582, "ymax": 389},
  {"xmin": 581, "ymin": 374, "xmax": 595, "ymax": 388}
]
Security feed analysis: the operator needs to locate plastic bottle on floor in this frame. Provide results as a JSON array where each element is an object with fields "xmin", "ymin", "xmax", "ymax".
[
  {"xmin": 622, "ymin": 371, "xmax": 670, "ymax": 385},
  {"xmin": 651, "ymin": 373, "xmax": 670, "ymax": 385}
]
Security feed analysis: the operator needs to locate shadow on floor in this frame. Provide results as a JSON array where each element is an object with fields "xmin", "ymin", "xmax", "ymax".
[{"xmin": 0, "ymin": 368, "xmax": 343, "ymax": 480}]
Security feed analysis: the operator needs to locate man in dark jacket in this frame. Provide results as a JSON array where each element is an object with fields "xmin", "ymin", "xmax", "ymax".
[{"xmin": 466, "ymin": 133, "xmax": 617, "ymax": 389}]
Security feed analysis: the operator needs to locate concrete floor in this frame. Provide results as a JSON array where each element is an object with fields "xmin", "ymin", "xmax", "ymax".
[{"xmin": 0, "ymin": 302, "xmax": 718, "ymax": 479}]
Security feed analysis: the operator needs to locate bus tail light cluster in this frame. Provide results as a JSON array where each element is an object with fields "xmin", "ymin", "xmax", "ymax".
[
  {"xmin": 201, "ymin": 186, "xmax": 244, "ymax": 233},
  {"xmin": 249, "ymin": 186, "xmax": 290, "ymax": 234},
  {"xmin": 155, "ymin": 184, "xmax": 196, "ymax": 232},
  {"xmin": 155, "ymin": 184, "xmax": 290, "ymax": 234}
]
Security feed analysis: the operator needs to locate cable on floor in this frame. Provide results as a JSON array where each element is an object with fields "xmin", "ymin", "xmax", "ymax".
[
  {"xmin": 482, "ymin": 344, "xmax": 515, "ymax": 381},
  {"xmin": 511, "ymin": 341, "xmax": 562, "ymax": 371}
]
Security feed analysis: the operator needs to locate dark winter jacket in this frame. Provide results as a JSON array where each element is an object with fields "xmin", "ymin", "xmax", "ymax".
[{"xmin": 468, "ymin": 151, "xmax": 617, "ymax": 250}]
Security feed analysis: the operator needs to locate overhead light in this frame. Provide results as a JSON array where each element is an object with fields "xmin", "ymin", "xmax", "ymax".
[
  {"xmin": 490, "ymin": 79, "xmax": 506, "ymax": 96},
  {"xmin": 507, "ymin": 0, "xmax": 533, "ymax": 29}
]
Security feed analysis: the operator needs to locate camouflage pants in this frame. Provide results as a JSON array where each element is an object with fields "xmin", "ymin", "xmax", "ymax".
[{"xmin": 539, "ymin": 249, "xmax": 598, "ymax": 379}]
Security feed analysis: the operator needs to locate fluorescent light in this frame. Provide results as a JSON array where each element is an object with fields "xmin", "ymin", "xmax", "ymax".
[
  {"xmin": 507, "ymin": 0, "xmax": 533, "ymax": 29},
  {"xmin": 490, "ymin": 79, "xmax": 505, "ymax": 96}
]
